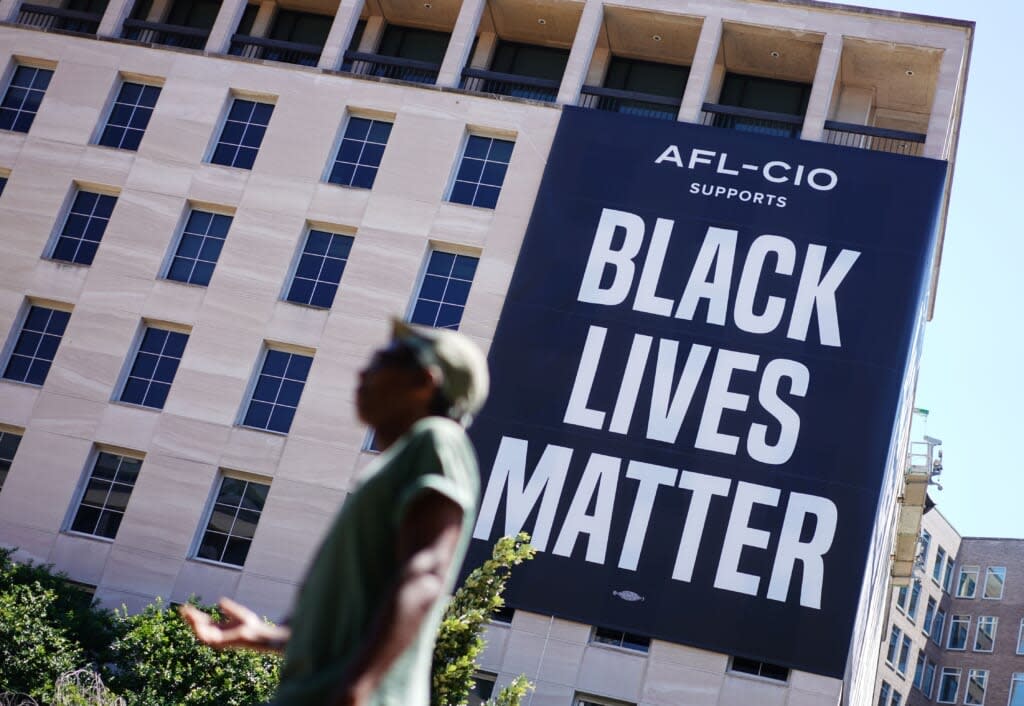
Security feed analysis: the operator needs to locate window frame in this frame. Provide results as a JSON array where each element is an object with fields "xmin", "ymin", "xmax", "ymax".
[
  {"xmin": 948, "ymin": 615, "xmax": 971, "ymax": 651},
  {"xmin": 1, "ymin": 299, "xmax": 73, "ymax": 387},
  {"xmin": 115, "ymin": 321, "xmax": 191, "ymax": 410},
  {"xmin": 982, "ymin": 567, "xmax": 1006, "ymax": 600},
  {"xmin": 964, "ymin": 669, "xmax": 988, "ymax": 706},
  {"xmin": 934, "ymin": 546, "xmax": 947, "ymax": 584},
  {"xmin": 589, "ymin": 625, "xmax": 651, "ymax": 654},
  {"xmin": 974, "ymin": 616, "xmax": 997, "ymax": 653},
  {"xmin": 238, "ymin": 344, "xmax": 315, "ymax": 435},
  {"xmin": 206, "ymin": 93, "xmax": 277, "ymax": 170},
  {"xmin": 923, "ymin": 596, "xmax": 937, "ymax": 635},
  {"xmin": 1018, "ymin": 619, "xmax": 1024, "ymax": 655},
  {"xmin": 45, "ymin": 183, "xmax": 120, "ymax": 267},
  {"xmin": 160, "ymin": 203, "xmax": 235, "ymax": 287},
  {"xmin": 191, "ymin": 470, "xmax": 271, "ymax": 569},
  {"xmin": 886, "ymin": 625, "xmax": 901, "ymax": 666},
  {"xmin": 94, "ymin": 76, "xmax": 164, "ymax": 151},
  {"xmin": 936, "ymin": 668, "xmax": 961, "ymax": 704},
  {"xmin": 0, "ymin": 425, "xmax": 25, "ymax": 493},
  {"xmin": 957, "ymin": 565, "xmax": 980, "ymax": 598},
  {"xmin": 446, "ymin": 131, "xmax": 516, "ymax": 210},
  {"xmin": 932, "ymin": 609, "xmax": 947, "ymax": 646},
  {"xmin": 405, "ymin": 246, "xmax": 481, "ymax": 330},
  {"xmin": 64, "ymin": 447, "xmax": 145, "ymax": 542},
  {"xmin": 0, "ymin": 60, "xmax": 55, "ymax": 134},
  {"xmin": 896, "ymin": 634, "xmax": 912, "ymax": 676},
  {"xmin": 1010, "ymin": 673, "xmax": 1024, "ymax": 706},
  {"xmin": 281, "ymin": 225, "xmax": 355, "ymax": 310},
  {"xmin": 323, "ymin": 111, "xmax": 395, "ymax": 189}
]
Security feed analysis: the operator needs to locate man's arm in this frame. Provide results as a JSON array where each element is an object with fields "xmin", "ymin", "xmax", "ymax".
[
  {"xmin": 332, "ymin": 489, "xmax": 464, "ymax": 706},
  {"xmin": 180, "ymin": 598, "xmax": 291, "ymax": 654}
]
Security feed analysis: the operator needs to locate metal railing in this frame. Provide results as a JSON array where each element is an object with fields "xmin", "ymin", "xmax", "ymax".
[
  {"xmin": 122, "ymin": 19, "xmax": 209, "ymax": 50},
  {"xmin": 700, "ymin": 102, "xmax": 804, "ymax": 138},
  {"xmin": 824, "ymin": 120, "xmax": 926, "ymax": 156},
  {"xmin": 16, "ymin": 3, "xmax": 101, "ymax": 33},
  {"xmin": 579, "ymin": 85, "xmax": 680, "ymax": 121},
  {"xmin": 229, "ymin": 34, "xmax": 323, "ymax": 67},
  {"xmin": 341, "ymin": 51, "xmax": 439, "ymax": 85},
  {"xmin": 460, "ymin": 68, "xmax": 559, "ymax": 103}
]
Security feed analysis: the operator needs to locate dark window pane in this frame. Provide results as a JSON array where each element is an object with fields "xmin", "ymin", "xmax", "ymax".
[
  {"xmin": 268, "ymin": 404, "xmax": 295, "ymax": 433},
  {"xmin": 285, "ymin": 354, "xmax": 312, "ymax": 380},
  {"xmin": 222, "ymin": 537, "xmax": 252, "ymax": 566},
  {"xmin": 120, "ymin": 377, "xmax": 148, "ymax": 404},
  {"xmin": 244, "ymin": 400, "xmax": 272, "ymax": 428},
  {"xmin": 198, "ymin": 531, "xmax": 227, "ymax": 561}
]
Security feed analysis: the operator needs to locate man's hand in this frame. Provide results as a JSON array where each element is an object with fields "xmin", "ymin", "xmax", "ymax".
[{"xmin": 180, "ymin": 598, "xmax": 290, "ymax": 653}]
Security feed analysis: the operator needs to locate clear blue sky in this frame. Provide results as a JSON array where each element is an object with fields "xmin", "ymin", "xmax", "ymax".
[{"xmin": 822, "ymin": 0, "xmax": 1022, "ymax": 537}]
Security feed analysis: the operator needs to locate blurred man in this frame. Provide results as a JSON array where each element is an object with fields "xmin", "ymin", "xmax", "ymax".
[{"xmin": 182, "ymin": 319, "xmax": 489, "ymax": 706}]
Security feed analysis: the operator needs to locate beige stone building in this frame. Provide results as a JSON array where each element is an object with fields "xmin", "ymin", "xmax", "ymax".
[{"xmin": 0, "ymin": 0, "xmax": 972, "ymax": 704}]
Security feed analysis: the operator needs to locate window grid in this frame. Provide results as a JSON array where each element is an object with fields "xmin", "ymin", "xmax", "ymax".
[
  {"xmin": 974, "ymin": 616, "xmax": 997, "ymax": 652},
  {"xmin": 957, "ymin": 566, "xmax": 980, "ymax": 598},
  {"xmin": 933, "ymin": 609, "xmax": 947, "ymax": 646},
  {"xmin": 0, "ymin": 175, "xmax": 7, "ymax": 197},
  {"xmin": 890, "ymin": 691, "xmax": 901, "ymax": 706},
  {"xmin": 286, "ymin": 229, "xmax": 354, "ymax": 309},
  {"xmin": 120, "ymin": 328, "xmax": 189, "ymax": 409},
  {"xmin": 943, "ymin": 555, "xmax": 955, "ymax": 592},
  {"xmin": 937, "ymin": 668, "xmax": 960, "ymax": 704},
  {"xmin": 196, "ymin": 476, "xmax": 269, "ymax": 567},
  {"xmin": 729, "ymin": 656, "xmax": 789, "ymax": 682},
  {"xmin": 896, "ymin": 635, "xmax": 911, "ymax": 675},
  {"xmin": 948, "ymin": 615, "xmax": 971, "ymax": 650},
  {"xmin": 166, "ymin": 210, "xmax": 232, "ymax": 287},
  {"xmin": 0, "ymin": 430, "xmax": 23, "ymax": 492},
  {"xmin": 51, "ymin": 191, "xmax": 117, "ymax": 266},
  {"xmin": 98, "ymin": 82, "xmax": 161, "ymax": 151},
  {"xmin": 924, "ymin": 597, "xmax": 937, "ymax": 635},
  {"xmin": 0, "ymin": 65, "xmax": 53, "ymax": 133},
  {"xmin": 210, "ymin": 99, "xmax": 274, "ymax": 170},
  {"xmin": 69, "ymin": 452, "xmax": 142, "ymax": 540},
  {"xmin": 983, "ymin": 567, "xmax": 1005, "ymax": 599},
  {"xmin": 3, "ymin": 306, "xmax": 70, "ymax": 386},
  {"xmin": 1018, "ymin": 619, "xmax": 1024, "ymax": 655},
  {"xmin": 449, "ymin": 135, "xmax": 514, "ymax": 209},
  {"xmin": 410, "ymin": 251, "xmax": 478, "ymax": 329},
  {"xmin": 878, "ymin": 681, "xmax": 891, "ymax": 706},
  {"xmin": 591, "ymin": 626, "xmax": 650, "ymax": 653},
  {"xmin": 934, "ymin": 546, "xmax": 947, "ymax": 583},
  {"xmin": 913, "ymin": 651, "xmax": 925, "ymax": 690},
  {"xmin": 1011, "ymin": 674, "xmax": 1024, "ymax": 706},
  {"xmin": 923, "ymin": 662, "xmax": 936, "ymax": 698},
  {"xmin": 886, "ymin": 625, "xmax": 900, "ymax": 665},
  {"xmin": 328, "ymin": 117, "xmax": 392, "ymax": 188},
  {"xmin": 965, "ymin": 669, "xmax": 988, "ymax": 705},
  {"xmin": 243, "ymin": 350, "xmax": 312, "ymax": 434},
  {"xmin": 907, "ymin": 580, "xmax": 921, "ymax": 622}
]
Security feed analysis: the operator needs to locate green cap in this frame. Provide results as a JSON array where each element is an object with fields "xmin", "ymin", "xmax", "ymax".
[{"xmin": 391, "ymin": 319, "xmax": 490, "ymax": 426}]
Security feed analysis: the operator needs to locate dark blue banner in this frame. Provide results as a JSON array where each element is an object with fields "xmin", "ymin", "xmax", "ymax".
[{"xmin": 466, "ymin": 107, "xmax": 947, "ymax": 677}]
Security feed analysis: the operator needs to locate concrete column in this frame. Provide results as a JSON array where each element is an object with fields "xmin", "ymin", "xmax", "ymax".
[
  {"xmin": 469, "ymin": 31, "xmax": 496, "ymax": 69},
  {"xmin": 800, "ymin": 33, "xmax": 843, "ymax": 142},
  {"xmin": 316, "ymin": 0, "xmax": 365, "ymax": 70},
  {"xmin": 96, "ymin": 0, "xmax": 135, "ymax": 38},
  {"xmin": 556, "ymin": 0, "xmax": 603, "ymax": 105},
  {"xmin": 678, "ymin": 15, "xmax": 722, "ymax": 122},
  {"xmin": 357, "ymin": 14, "xmax": 384, "ymax": 52},
  {"xmin": 924, "ymin": 46, "xmax": 966, "ymax": 159},
  {"xmin": 585, "ymin": 46, "xmax": 610, "ymax": 86},
  {"xmin": 205, "ymin": 0, "xmax": 249, "ymax": 54},
  {"xmin": 248, "ymin": 0, "xmax": 276, "ymax": 37},
  {"xmin": 435, "ymin": 0, "xmax": 486, "ymax": 88},
  {"xmin": 144, "ymin": 0, "xmax": 173, "ymax": 22}
]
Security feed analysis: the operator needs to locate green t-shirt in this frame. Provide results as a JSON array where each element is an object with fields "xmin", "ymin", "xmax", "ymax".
[{"xmin": 270, "ymin": 417, "xmax": 480, "ymax": 706}]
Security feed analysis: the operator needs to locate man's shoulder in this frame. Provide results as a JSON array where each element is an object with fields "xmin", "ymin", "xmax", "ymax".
[{"xmin": 407, "ymin": 416, "xmax": 471, "ymax": 448}]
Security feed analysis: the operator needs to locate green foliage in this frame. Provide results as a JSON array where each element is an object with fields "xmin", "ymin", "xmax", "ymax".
[
  {"xmin": 106, "ymin": 599, "xmax": 280, "ymax": 706},
  {"xmin": 432, "ymin": 533, "xmax": 535, "ymax": 706},
  {"xmin": 0, "ymin": 582, "xmax": 84, "ymax": 702},
  {"xmin": 51, "ymin": 670, "xmax": 124, "ymax": 706},
  {"xmin": 486, "ymin": 675, "xmax": 533, "ymax": 706}
]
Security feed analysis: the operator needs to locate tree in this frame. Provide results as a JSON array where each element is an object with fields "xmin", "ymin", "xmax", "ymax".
[
  {"xmin": 105, "ymin": 599, "xmax": 280, "ymax": 706},
  {"xmin": 432, "ymin": 533, "xmax": 535, "ymax": 706}
]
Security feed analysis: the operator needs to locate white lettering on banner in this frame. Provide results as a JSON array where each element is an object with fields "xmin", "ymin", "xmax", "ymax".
[
  {"xmin": 563, "ymin": 326, "xmax": 808, "ymax": 464},
  {"xmin": 577, "ymin": 208, "xmax": 861, "ymax": 346},
  {"xmin": 472, "ymin": 438, "xmax": 838, "ymax": 609},
  {"xmin": 655, "ymin": 145, "xmax": 839, "ymax": 193}
]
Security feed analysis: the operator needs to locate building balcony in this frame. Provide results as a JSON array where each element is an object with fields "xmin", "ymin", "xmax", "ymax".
[
  {"xmin": 342, "ymin": 50, "xmax": 440, "ymax": 85},
  {"xmin": 16, "ymin": 3, "xmax": 102, "ymax": 34},
  {"xmin": 460, "ymin": 67, "xmax": 559, "ymax": 103},
  {"xmin": 824, "ymin": 120, "xmax": 926, "ymax": 157},
  {"xmin": 122, "ymin": 18, "xmax": 209, "ymax": 49},
  {"xmin": 229, "ymin": 34, "xmax": 322, "ymax": 67},
  {"xmin": 579, "ymin": 85, "xmax": 680, "ymax": 121},
  {"xmin": 700, "ymin": 102, "xmax": 804, "ymax": 139}
]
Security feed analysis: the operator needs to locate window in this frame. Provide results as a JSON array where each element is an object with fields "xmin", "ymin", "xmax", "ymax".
[
  {"xmin": 196, "ymin": 475, "xmax": 269, "ymax": 567},
  {"xmin": 50, "ymin": 190, "xmax": 118, "ymax": 266},
  {"xmin": 924, "ymin": 597, "xmax": 937, "ymax": 635},
  {"xmin": 69, "ymin": 451, "xmax": 142, "ymax": 540},
  {"xmin": 1010, "ymin": 674, "xmax": 1024, "ymax": 706},
  {"xmin": 449, "ymin": 135, "xmax": 514, "ymax": 209},
  {"xmin": 974, "ymin": 616, "xmax": 997, "ymax": 652},
  {"xmin": 729, "ymin": 656, "xmax": 789, "ymax": 682},
  {"xmin": 574, "ymin": 697, "xmax": 635, "ymax": 706},
  {"xmin": 98, "ymin": 81, "xmax": 161, "ymax": 150},
  {"xmin": 957, "ymin": 565, "xmax": 979, "ymax": 597},
  {"xmin": 0, "ymin": 174, "xmax": 7, "ymax": 197},
  {"xmin": 409, "ymin": 251, "xmax": 478, "ymax": 329},
  {"xmin": 210, "ymin": 98, "xmax": 274, "ymax": 170},
  {"xmin": 886, "ymin": 625, "xmax": 901, "ymax": 665},
  {"xmin": 3, "ymin": 305, "xmax": 70, "ymax": 385},
  {"xmin": 490, "ymin": 605, "xmax": 515, "ymax": 624},
  {"xmin": 878, "ymin": 682, "xmax": 891, "ymax": 706},
  {"xmin": 933, "ymin": 609, "xmax": 947, "ymax": 645},
  {"xmin": 964, "ymin": 670, "xmax": 987, "ymax": 705},
  {"xmin": 0, "ymin": 429, "xmax": 23, "ymax": 492},
  {"xmin": 948, "ymin": 615, "xmax": 970, "ymax": 650},
  {"xmin": 896, "ymin": 635, "xmax": 912, "ymax": 675},
  {"xmin": 922, "ymin": 662, "xmax": 936, "ymax": 698},
  {"xmin": 896, "ymin": 585, "xmax": 908, "ymax": 611},
  {"xmin": 0, "ymin": 65, "xmax": 53, "ymax": 133},
  {"xmin": 120, "ymin": 327, "xmax": 189, "ymax": 409},
  {"xmin": 327, "ymin": 117, "xmax": 392, "ymax": 188},
  {"xmin": 983, "ymin": 567, "xmax": 1005, "ymax": 599},
  {"xmin": 591, "ymin": 626, "xmax": 650, "ymax": 652},
  {"xmin": 890, "ymin": 691, "xmax": 902, "ymax": 706},
  {"xmin": 934, "ymin": 546, "xmax": 947, "ymax": 583},
  {"xmin": 242, "ymin": 349, "xmax": 312, "ymax": 434},
  {"xmin": 1018, "ymin": 619, "xmax": 1024, "ymax": 654},
  {"xmin": 285, "ymin": 229, "xmax": 354, "ymax": 308},
  {"xmin": 907, "ymin": 580, "xmax": 921, "ymax": 622},
  {"xmin": 468, "ymin": 672, "xmax": 496, "ymax": 706},
  {"xmin": 166, "ymin": 209, "xmax": 232, "ymax": 286},
  {"xmin": 913, "ymin": 651, "xmax": 925, "ymax": 689},
  {"xmin": 944, "ymin": 554, "xmax": 955, "ymax": 592},
  {"xmin": 937, "ymin": 668, "xmax": 960, "ymax": 704},
  {"xmin": 919, "ymin": 530, "xmax": 932, "ymax": 567}
]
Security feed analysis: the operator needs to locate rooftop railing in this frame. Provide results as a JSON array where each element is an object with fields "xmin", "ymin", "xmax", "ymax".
[
  {"xmin": 824, "ymin": 120, "xmax": 926, "ymax": 156},
  {"xmin": 700, "ymin": 102, "xmax": 804, "ymax": 139},
  {"xmin": 341, "ymin": 51, "xmax": 440, "ymax": 85},
  {"xmin": 579, "ymin": 85, "xmax": 680, "ymax": 121},
  {"xmin": 16, "ymin": 3, "xmax": 101, "ymax": 34},
  {"xmin": 122, "ymin": 19, "xmax": 209, "ymax": 50},
  {"xmin": 460, "ymin": 68, "xmax": 559, "ymax": 103},
  {"xmin": 229, "ymin": 34, "xmax": 323, "ymax": 67}
]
